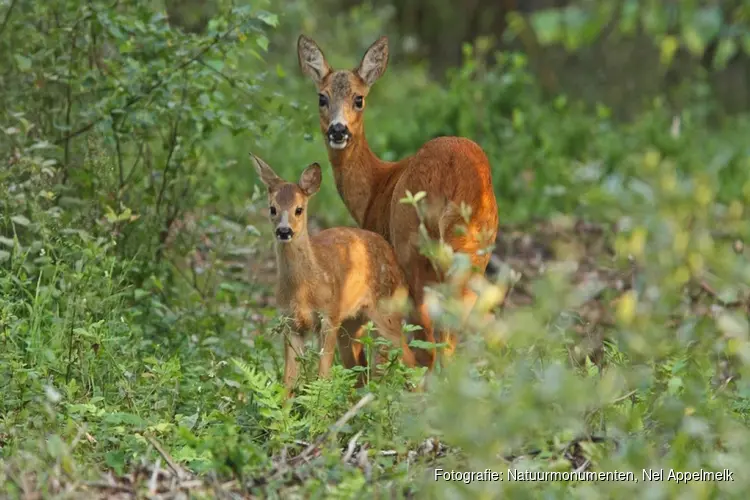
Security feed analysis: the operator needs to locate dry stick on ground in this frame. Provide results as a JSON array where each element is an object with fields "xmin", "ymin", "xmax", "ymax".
[
  {"xmin": 270, "ymin": 393, "xmax": 376, "ymax": 481},
  {"xmin": 298, "ymin": 393, "xmax": 375, "ymax": 460},
  {"xmin": 146, "ymin": 435, "xmax": 188, "ymax": 480},
  {"xmin": 343, "ymin": 431, "xmax": 363, "ymax": 463},
  {"xmin": 149, "ymin": 457, "xmax": 162, "ymax": 495}
]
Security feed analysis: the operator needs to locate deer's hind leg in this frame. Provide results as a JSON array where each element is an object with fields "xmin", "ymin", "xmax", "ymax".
[
  {"xmin": 337, "ymin": 315, "xmax": 367, "ymax": 368},
  {"xmin": 336, "ymin": 315, "xmax": 368, "ymax": 387},
  {"xmin": 369, "ymin": 309, "xmax": 417, "ymax": 370},
  {"xmin": 405, "ymin": 257, "xmax": 440, "ymax": 369}
]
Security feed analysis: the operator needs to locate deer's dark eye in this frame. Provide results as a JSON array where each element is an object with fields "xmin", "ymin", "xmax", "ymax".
[
  {"xmin": 270, "ymin": 206, "xmax": 277, "ymax": 216},
  {"xmin": 318, "ymin": 94, "xmax": 328, "ymax": 107},
  {"xmin": 353, "ymin": 95, "xmax": 364, "ymax": 109},
  {"xmin": 295, "ymin": 207, "xmax": 303, "ymax": 216}
]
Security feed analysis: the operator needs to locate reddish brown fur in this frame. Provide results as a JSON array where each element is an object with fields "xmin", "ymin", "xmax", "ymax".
[
  {"xmin": 298, "ymin": 35, "xmax": 499, "ymax": 368},
  {"xmin": 250, "ymin": 154, "xmax": 416, "ymax": 396}
]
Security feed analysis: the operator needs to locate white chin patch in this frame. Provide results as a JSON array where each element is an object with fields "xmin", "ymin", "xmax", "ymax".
[{"xmin": 328, "ymin": 139, "xmax": 348, "ymax": 150}]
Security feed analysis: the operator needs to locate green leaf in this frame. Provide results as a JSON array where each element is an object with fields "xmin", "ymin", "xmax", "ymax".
[
  {"xmin": 743, "ymin": 34, "xmax": 750, "ymax": 55},
  {"xmin": 204, "ymin": 59, "xmax": 224, "ymax": 72},
  {"xmin": 682, "ymin": 26, "xmax": 705, "ymax": 56},
  {"xmin": 11, "ymin": 215, "xmax": 30, "ymax": 226},
  {"xmin": 619, "ymin": 0, "xmax": 639, "ymax": 35},
  {"xmin": 713, "ymin": 38, "xmax": 737, "ymax": 70},
  {"xmin": 681, "ymin": 6, "xmax": 724, "ymax": 57},
  {"xmin": 105, "ymin": 451, "xmax": 126, "ymax": 476},
  {"xmin": 257, "ymin": 35, "xmax": 269, "ymax": 52},
  {"xmin": 409, "ymin": 340, "xmax": 448, "ymax": 350},
  {"xmin": 14, "ymin": 54, "xmax": 31, "ymax": 72},
  {"xmin": 692, "ymin": 6, "xmax": 723, "ymax": 42},
  {"xmin": 660, "ymin": 36, "xmax": 679, "ymax": 66},
  {"xmin": 104, "ymin": 412, "xmax": 146, "ymax": 427},
  {"xmin": 667, "ymin": 376, "xmax": 683, "ymax": 395},
  {"xmin": 256, "ymin": 11, "xmax": 278, "ymax": 27},
  {"xmin": 531, "ymin": 10, "xmax": 562, "ymax": 45},
  {"xmin": 641, "ymin": 5, "xmax": 668, "ymax": 36},
  {"xmin": 0, "ymin": 250, "xmax": 10, "ymax": 262}
]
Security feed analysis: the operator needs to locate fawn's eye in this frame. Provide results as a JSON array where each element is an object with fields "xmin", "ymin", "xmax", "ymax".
[
  {"xmin": 295, "ymin": 207, "xmax": 303, "ymax": 216},
  {"xmin": 269, "ymin": 206, "xmax": 277, "ymax": 216},
  {"xmin": 318, "ymin": 94, "xmax": 328, "ymax": 107},
  {"xmin": 353, "ymin": 95, "xmax": 364, "ymax": 109}
]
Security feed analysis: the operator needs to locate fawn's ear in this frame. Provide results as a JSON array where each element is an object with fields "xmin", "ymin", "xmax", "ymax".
[
  {"xmin": 297, "ymin": 35, "xmax": 331, "ymax": 85},
  {"xmin": 250, "ymin": 153, "xmax": 283, "ymax": 191},
  {"xmin": 299, "ymin": 163, "xmax": 322, "ymax": 196},
  {"xmin": 356, "ymin": 36, "xmax": 389, "ymax": 87}
]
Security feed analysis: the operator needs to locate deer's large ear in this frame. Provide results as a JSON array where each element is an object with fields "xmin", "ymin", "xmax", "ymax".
[
  {"xmin": 297, "ymin": 35, "xmax": 332, "ymax": 85},
  {"xmin": 299, "ymin": 163, "xmax": 322, "ymax": 196},
  {"xmin": 250, "ymin": 153, "xmax": 283, "ymax": 191},
  {"xmin": 356, "ymin": 36, "xmax": 389, "ymax": 86}
]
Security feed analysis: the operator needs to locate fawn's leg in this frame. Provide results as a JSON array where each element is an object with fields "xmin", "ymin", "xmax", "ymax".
[
  {"xmin": 318, "ymin": 319, "xmax": 339, "ymax": 379},
  {"xmin": 284, "ymin": 332, "xmax": 306, "ymax": 396}
]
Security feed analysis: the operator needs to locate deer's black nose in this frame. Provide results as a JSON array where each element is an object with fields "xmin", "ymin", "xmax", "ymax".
[
  {"xmin": 327, "ymin": 123, "xmax": 349, "ymax": 143},
  {"xmin": 275, "ymin": 227, "xmax": 294, "ymax": 241}
]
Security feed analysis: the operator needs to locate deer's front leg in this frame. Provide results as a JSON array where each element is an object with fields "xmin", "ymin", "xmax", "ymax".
[
  {"xmin": 318, "ymin": 318, "xmax": 339, "ymax": 379},
  {"xmin": 284, "ymin": 331, "xmax": 306, "ymax": 396}
]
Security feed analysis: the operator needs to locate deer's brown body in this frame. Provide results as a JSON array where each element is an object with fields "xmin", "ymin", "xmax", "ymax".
[
  {"xmin": 298, "ymin": 35, "xmax": 499, "ymax": 368},
  {"xmin": 250, "ymin": 154, "xmax": 416, "ymax": 394}
]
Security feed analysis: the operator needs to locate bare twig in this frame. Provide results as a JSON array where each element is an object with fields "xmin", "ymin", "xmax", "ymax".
[
  {"xmin": 149, "ymin": 457, "xmax": 161, "ymax": 495},
  {"xmin": 155, "ymin": 76, "xmax": 187, "ymax": 216},
  {"xmin": 65, "ymin": 294, "xmax": 78, "ymax": 384},
  {"xmin": 84, "ymin": 481, "xmax": 134, "ymax": 493},
  {"xmin": 698, "ymin": 279, "xmax": 744, "ymax": 307},
  {"xmin": 610, "ymin": 389, "xmax": 637, "ymax": 405},
  {"xmin": 574, "ymin": 458, "xmax": 591, "ymax": 474},
  {"xmin": 111, "ymin": 117, "xmax": 125, "ymax": 192},
  {"xmin": 272, "ymin": 393, "xmax": 375, "ymax": 479},
  {"xmin": 146, "ymin": 435, "xmax": 187, "ymax": 480},
  {"xmin": 343, "ymin": 430, "xmax": 362, "ymax": 463},
  {"xmin": 303, "ymin": 393, "xmax": 374, "ymax": 457}
]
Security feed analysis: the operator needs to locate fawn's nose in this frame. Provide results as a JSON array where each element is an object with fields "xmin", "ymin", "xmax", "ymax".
[
  {"xmin": 275, "ymin": 226, "xmax": 294, "ymax": 241},
  {"xmin": 327, "ymin": 123, "xmax": 349, "ymax": 143}
]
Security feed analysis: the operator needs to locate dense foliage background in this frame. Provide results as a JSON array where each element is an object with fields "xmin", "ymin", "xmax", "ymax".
[{"xmin": 2, "ymin": 0, "xmax": 750, "ymax": 498}]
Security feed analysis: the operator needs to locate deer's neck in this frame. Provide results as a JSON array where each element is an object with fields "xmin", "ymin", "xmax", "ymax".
[
  {"xmin": 275, "ymin": 233, "xmax": 318, "ymax": 286},
  {"xmin": 326, "ymin": 133, "xmax": 394, "ymax": 230}
]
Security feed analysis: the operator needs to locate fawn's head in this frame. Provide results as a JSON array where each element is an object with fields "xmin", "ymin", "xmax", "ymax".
[
  {"xmin": 297, "ymin": 34, "xmax": 389, "ymax": 151},
  {"xmin": 250, "ymin": 154, "xmax": 322, "ymax": 244}
]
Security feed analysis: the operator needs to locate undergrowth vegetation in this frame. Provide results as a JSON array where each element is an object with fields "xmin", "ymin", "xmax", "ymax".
[{"xmin": 2, "ymin": 0, "xmax": 750, "ymax": 498}]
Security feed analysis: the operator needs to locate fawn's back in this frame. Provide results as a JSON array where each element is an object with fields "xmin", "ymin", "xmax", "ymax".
[{"xmin": 279, "ymin": 227, "xmax": 407, "ymax": 326}]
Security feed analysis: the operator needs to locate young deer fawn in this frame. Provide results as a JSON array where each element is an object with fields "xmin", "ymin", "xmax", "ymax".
[
  {"xmin": 250, "ymin": 154, "xmax": 417, "ymax": 394},
  {"xmin": 297, "ymin": 35, "xmax": 499, "ymax": 369}
]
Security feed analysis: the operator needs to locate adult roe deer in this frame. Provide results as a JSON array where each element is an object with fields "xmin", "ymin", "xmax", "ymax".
[
  {"xmin": 297, "ymin": 34, "xmax": 499, "ymax": 369},
  {"xmin": 250, "ymin": 153, "xmax": 418, "ymax": 394}
]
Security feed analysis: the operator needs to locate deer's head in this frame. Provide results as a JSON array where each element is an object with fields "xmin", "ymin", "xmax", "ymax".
[
  {"xmin": 250, "ymin": 154, "xmax": 322, "ymax": 244},
  {"xmin": 297, "ymin": 35, "xmax": 389, "ymax": 151}
]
